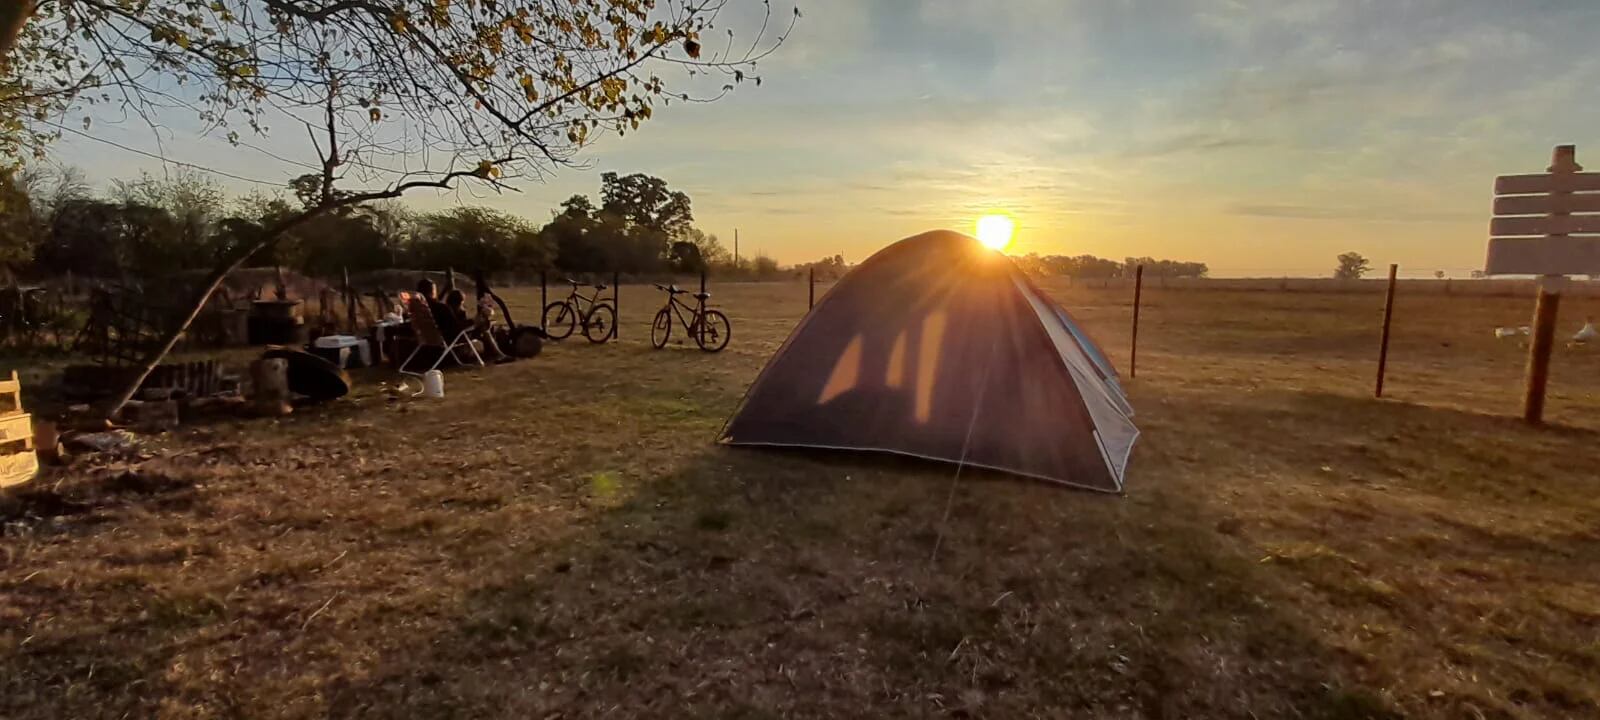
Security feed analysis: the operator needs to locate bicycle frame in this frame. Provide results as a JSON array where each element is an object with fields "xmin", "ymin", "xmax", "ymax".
[
  {"xmin": 659, "ymin": 293, "xmax": 707, "ymax": 335},
  {"xmin": 564, "ymin": 284, "xmax": 607, "ymax": 321}
]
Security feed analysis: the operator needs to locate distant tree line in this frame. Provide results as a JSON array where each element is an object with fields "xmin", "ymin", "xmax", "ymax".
[
  {"xmin": 792, "ymin": 254, "xmax": 848, "ymax": 281},
  {"xmin": 0, "ymin": 167, "xmax": 772, "ymax": 283},
  {"xmin": 1012, "ymin": 253, "xmax": 1209, "ymax": 279}
]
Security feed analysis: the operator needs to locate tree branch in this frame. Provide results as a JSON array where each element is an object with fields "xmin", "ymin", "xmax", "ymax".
[{"xmin": 0, "ymin": 0, "xmax": 36, "ymax": 60}]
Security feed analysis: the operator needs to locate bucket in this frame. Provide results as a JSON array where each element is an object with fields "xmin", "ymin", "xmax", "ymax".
[{"xmin": 422, "ymin": 370, "xmax": 445, "ymax": 398}]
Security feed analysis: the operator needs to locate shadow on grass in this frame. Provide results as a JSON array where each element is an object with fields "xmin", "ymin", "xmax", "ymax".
[
  {"xmin": 322, "ymin": 446, "xmax": 1398, "ymax": 719},
  {"xmin": 1149, "ymin": 387, "xmax": 1600, "ymax": 507}
]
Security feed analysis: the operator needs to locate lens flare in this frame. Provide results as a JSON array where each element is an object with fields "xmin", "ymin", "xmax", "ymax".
[{"xmin": 975, "ymin": 214, "xmax": 1015, "ymax": 251}]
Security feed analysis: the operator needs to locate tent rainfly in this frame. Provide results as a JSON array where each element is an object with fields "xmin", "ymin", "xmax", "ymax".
[{"xmin": 720, "ymin": 230, "xmax": 1137, "ymax": 492}]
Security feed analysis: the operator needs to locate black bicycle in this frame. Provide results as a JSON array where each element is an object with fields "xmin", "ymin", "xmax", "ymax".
[
  {"xmin": 543, "ymin": 279, "xmax": 614, "ymax": 343},
  {"xmin": 651, "ymin": 284, "xmax": 731, "ymax": 352}
]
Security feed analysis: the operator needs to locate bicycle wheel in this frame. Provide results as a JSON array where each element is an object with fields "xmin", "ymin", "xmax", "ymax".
[
  {"xmin": 695, "ymin": 309, "xmax": 731, "ymax": 352},
  {"xmin": 651, "ymin": 308, "xmax": 672, "ymax": 349},
  {"xmin": 542, "ymin": 301, "xmax": 576, "ymax": 339},
  {"xmin": 583, "ymin": 303, "xmax": 615, "ymax": 344}
]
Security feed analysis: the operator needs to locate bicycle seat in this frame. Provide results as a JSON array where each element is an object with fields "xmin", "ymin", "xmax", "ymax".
[
  {"xmin": 565, "ymin": 278, "xmax": 580, "ymax": 286},
  {"xmin": 694, "ymin": 291, "xmax": 711, "ymax": 300},
  {"xmin": 667, "ymin": 284, "xmax": 684, "ymax": 294},
  {"xmin": 594, "ymin": 283, "xmax": 608, "ymax": 291}
]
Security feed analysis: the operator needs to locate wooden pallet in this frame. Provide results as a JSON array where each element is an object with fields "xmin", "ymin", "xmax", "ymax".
[{"xmin": 0, "ymin": 371, "xmax": 38, "ymax": 488}]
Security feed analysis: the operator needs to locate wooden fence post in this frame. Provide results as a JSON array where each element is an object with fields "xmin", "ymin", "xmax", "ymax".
[
  {"xmin": 808, "ymin": 266, "xmax": 815, "ymax": 310},
  {"xmin": 1130, "ymin": 265, "xmax": 1144, "ymax": 379},
  {"xmin": 342, "ymin": 266, "xmax": 356, "ymax": 332},
  {"xmin": 1525, "ymin": 277, "xmax": 1564, "ymax": 423},
  {"xmin": 1376, "ymin": 264, "xmax": 1398, "ymax": 398}
]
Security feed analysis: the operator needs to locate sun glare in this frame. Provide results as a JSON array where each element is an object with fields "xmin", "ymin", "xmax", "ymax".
[{"xmin": 975, "ymin": 214, "xmax": 1015, "ymax": 251}]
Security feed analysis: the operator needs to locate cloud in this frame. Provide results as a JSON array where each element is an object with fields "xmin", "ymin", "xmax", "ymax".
[
  {"xmin": 40, "ymin": 0, "xmax": 1600, "ymax": 271},
  {"xmin": 1122, "ymin": 131, "xmax": 1273, "ymax": 158},
  {"xmin": 1226, "ymin": 203, "xmax": 1477, "ymax": 223}
]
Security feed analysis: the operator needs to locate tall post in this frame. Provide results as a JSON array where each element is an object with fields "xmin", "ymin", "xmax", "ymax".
[
  {"xmin": 1521, "ymin": 144, "xmax": 1584, "ymax": 424},
  {"xmin": 1525, "ymin": 278, "xmax": 1564, "ymax": 423},
  {"xmin": 443, "ymin": 267, "xmax": 456, "ymax": 293},
  {"xmin": 1487, "ymin": 145, "xmax": 1597, "ymax": 423},
  {"xmin": 1130, "ymin": 264, "xmax": 1144, "ymax": 379},
  {"xmin": 342, "ymin": 266, "xmax": 356, "ymax": 333},
  {"xmin": 1376, "ymin": 264, "xmax": 1398, "ymax": 398},
  {"xmin": 808, "ymin": 266, "xmax": 815, "ymax": 310},
  {"xmin": 612, "ymin": 271, "xmax": 620, "ymax": 340}
]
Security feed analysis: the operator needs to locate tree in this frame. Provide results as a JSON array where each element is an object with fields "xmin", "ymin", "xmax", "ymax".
[
  {"xmin": 109, "ymin": 170, "xmax": 229, "ymax": 271},
  {"xmin": 544, "ymin": 194, "xmax": 606, "ymax": 272},
  {"xmin": 668, "ymin": 240, "xmax": 705, "ymax": 274},
  {"xmin": 600, "ymin": 172, "xmax": 693, "ymax": 237},
  {"xmin": 1334, "ymin": 252, "xmax": 1371, "ymax": 280},
  {"xmin": 682, "ymin": 228, "xmax": 730, "ymax": 268},
  {"xmin": 413, "ymin": 206, "xmax": 552, "ymax": 274},
  {"xmin": 2, "ymin": 0, "xmax": 795, "ymax": 417},
  {"xmin": 596, "ymin": 172, "xmax": 692, "ymax": 272},
  {"xmin": 0, "ymin": 171, "xmax": 36, "ymax": 274},
  {"xmin": 544, "ymin": 174, "xmax": 701, "ymax": 274},
  {"xmin": 223, "ymin": 199, "xmax": 404, "ymax": 276},
  {"xmin": 37, "ymin": 198, "xmax": 192, "ymax": 279},
  {"xmin": 793, "ymin": 253, "xmax": 847, "ymax": 280},
  {"xmin": 667, "ymin": 226, "xmax": 728, "ymax": 274},
  {"xmin": 751, "ymin": 252, "xmax": 779, "ymax": 278}
]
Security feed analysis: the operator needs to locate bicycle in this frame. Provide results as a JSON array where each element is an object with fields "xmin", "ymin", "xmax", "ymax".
[
  {"xmin": 542, "ymin": 278, "xmax": 615, "ymax": 343},
  {"xmin": 650, "ymin": 284, "xmax": 731, "ymax": 352}
]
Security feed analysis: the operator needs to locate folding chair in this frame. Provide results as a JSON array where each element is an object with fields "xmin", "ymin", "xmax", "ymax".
[{"xmin": 398, "ymin": 296, "xmax": 484, "ymax": 384}]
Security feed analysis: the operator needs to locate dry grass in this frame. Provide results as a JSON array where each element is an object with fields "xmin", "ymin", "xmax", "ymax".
[{"xmin": 3, "ymin": 280, "xmax": 1599, "ymax": 719}]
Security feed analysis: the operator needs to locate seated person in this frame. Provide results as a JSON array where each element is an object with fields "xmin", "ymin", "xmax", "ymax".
[
  {"xmin": 443, "ymin": 289, "xmax": 509, "ymax": 362},
  {"xmin": 415, "ymin": 278, "xmax": 453, "ymax": 329}
]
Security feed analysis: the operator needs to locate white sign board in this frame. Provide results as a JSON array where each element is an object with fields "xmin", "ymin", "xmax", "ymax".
[{"xmin": 1486, "ymin": 149, "xmax": 1600, "ymax": 276}]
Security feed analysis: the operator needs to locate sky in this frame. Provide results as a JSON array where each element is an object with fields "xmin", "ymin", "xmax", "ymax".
[{"xmin": 46, "ymin": 0, "xmax": 1600, "ymax": 276}]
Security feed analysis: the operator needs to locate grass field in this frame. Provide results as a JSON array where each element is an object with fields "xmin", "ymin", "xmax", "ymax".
[{"xmin": 3, "ymin": 279, "xmax": 1600, "ymax": 719}]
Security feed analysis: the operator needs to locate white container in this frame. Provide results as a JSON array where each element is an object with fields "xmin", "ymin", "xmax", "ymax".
[
  {"xmin": 314, "ymin": 334, "xmax": 360, "ymax": 349},
  {"xmin": 422, "ymin": 370, "xmax": 445, "ymax": 398}
]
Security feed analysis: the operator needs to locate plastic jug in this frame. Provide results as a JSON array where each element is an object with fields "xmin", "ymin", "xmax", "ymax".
[{"xmin": 422, "ymin": 370, "xmax": 445, "ymax": 398}]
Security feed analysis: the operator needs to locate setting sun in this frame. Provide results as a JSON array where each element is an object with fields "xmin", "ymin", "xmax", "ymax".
[{"xmin": 975, "ymin": 214, "xmax": 1015, "ymax": 251}]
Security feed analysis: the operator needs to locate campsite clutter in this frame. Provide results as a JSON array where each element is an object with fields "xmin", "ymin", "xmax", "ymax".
[
  {"xmin": 228, "ymin": 268, "xmax": 561, "ymax": 407},
  {"xmin": 1, "ymin": 262, "xmax": 755, "ymax": 487},
  {"xmin": 1, "ymin": 267, "xmax": 577, "ymax": 483}
]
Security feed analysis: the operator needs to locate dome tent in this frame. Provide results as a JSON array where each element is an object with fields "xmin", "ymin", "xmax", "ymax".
[{"xmin": 720, "ymin": 230, "xmax": 1137, "ymax": 492}]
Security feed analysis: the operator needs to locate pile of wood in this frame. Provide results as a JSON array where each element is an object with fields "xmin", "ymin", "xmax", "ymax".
[{"xmin": 0, "ymin": 371, "xmax": 38, "ymax": 488}]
